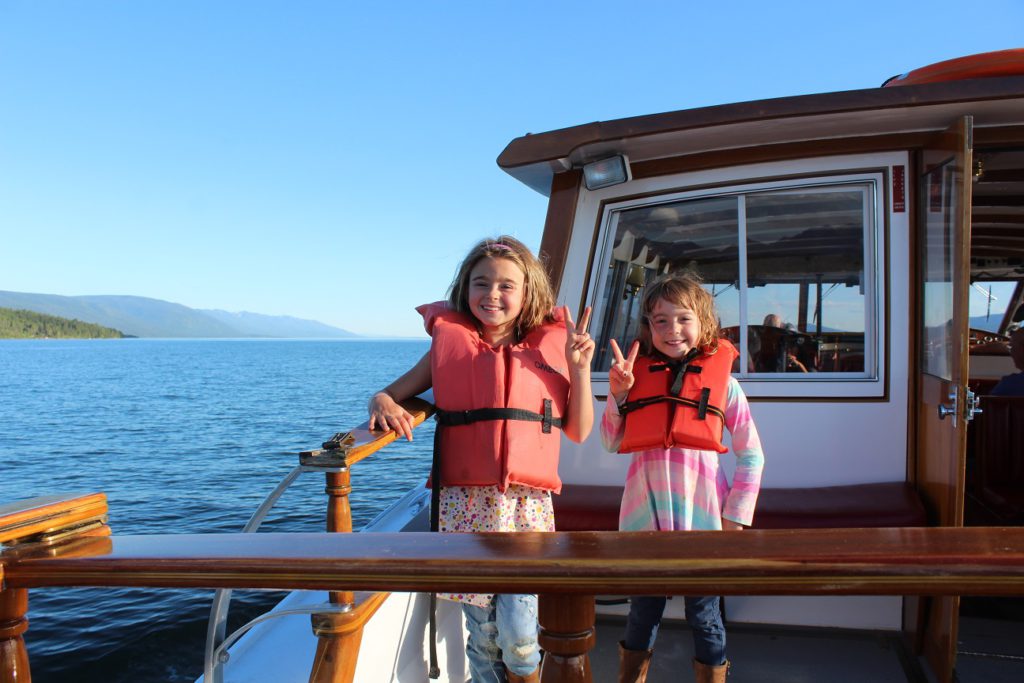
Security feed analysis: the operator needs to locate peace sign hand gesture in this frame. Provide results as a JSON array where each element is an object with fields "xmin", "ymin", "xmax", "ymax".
[
  {"xmin": 563, "ymin": 306, "xmax": 595, "ymax": 374},
  {"xmin": 609, "ymin": 338, "xmax": 640, "ymax": 404}
]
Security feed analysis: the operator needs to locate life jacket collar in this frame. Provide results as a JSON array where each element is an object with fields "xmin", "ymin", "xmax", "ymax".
[{"xmin": 647, "ymin": 346, "xmax": 704, "ymax": 395}]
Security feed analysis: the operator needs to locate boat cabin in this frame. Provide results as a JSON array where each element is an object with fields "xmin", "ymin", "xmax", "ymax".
[{"xmin": 494, "ymin": 53, "xmax": 1024, "ymax": 681}]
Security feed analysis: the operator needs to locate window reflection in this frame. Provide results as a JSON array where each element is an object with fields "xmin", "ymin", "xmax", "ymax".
[
  {"xmin": 921, "ymin": 164, "xmax": 955, "ymax": 380},
  {"xmin": 592, "ymin": 183, "xmax": 874, "ymax": 378},
  {"xmin": 593, "ymin": 196, "xmax": 738, "ymax": 372},
  {"xmin": 744, "ymin": 190, "xmax": 867, "ymax": 374}
]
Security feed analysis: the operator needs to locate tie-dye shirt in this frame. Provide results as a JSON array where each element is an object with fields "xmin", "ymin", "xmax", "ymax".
[{"xmin": 601, "ymin": 376, "xmax": 764, "ymax": 531}]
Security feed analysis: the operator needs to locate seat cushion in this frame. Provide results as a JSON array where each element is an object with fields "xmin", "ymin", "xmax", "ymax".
[
  {"xmin": 752, "ymin": 482, "xmax": 928, "ymax": 529},
  {"xmin": 552, "ymin": 481, "xmax": 928, "ymax": 531}
]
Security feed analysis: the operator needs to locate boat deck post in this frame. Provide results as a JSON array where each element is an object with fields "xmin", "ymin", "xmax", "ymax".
[
  {"xmin": 0, "ymin": 588, "xmax": 30, "ymax": 683},
  {"xmin": 539, "ymin": 593, "xmax": 596, "ymax": 683}
]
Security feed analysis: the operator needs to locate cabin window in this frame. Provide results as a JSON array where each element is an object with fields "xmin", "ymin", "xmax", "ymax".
[{"xmin": 590, "ymin": 177, "xmax": 881, "ymax": 393}]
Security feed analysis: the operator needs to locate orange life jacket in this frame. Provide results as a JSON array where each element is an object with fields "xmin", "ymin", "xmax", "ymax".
[
  {"xmin": 618, "ymin": 339, "xmax": 738, "ymax": 454},
  {"xmin": 419, "ymin": 302, "xmax": 569, "ymax": 493}
]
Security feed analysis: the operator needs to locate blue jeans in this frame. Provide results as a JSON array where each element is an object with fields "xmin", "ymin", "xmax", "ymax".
[
  {"xmin": 462, "ymin": 594, "xmax": 541, "ymax": 682},
  {"xmin": 622, "ymin": 595, "xmax": 726, "ymax": 666}
]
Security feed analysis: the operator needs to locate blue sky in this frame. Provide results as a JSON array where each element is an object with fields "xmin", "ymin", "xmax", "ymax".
[{"xmin": 2, "ymin": 2, "xmax": 1022, "ymax": 337}]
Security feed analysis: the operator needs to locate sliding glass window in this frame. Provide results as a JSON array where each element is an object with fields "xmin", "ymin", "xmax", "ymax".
[{"xmin": 589, "ymin": 178, "xmax": 879, "ymax": 390}]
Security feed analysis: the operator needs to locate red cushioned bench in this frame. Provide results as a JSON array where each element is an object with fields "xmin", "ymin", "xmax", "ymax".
[{"xmin": 553, "ymin": 481, "xmax": 928, "ymax": 531}]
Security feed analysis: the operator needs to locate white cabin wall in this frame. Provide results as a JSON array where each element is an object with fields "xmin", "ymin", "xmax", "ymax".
[{"xmin": 558, "ymin": 153, "xmax": 912, "ymax": 490}]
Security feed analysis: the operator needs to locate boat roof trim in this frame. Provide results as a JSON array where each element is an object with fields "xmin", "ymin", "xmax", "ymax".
[{"xmin": 497, "ymin": 76, "xmax": 1024, "ymax": 196}]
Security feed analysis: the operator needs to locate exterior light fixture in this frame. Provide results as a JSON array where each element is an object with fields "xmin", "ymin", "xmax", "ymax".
[{"xmin": 583, "ymin": 155, "xmax": 631, "ymax": 190}]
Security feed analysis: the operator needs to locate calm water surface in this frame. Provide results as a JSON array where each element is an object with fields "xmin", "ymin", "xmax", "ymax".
[{"xmin": 0, "ymin": 338, "xmax": 434, "ymax": 682}]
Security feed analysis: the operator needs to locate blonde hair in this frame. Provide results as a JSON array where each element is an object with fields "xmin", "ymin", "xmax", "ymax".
[
  {"xmin": 447, "ymin": 235, "xmax": 556, "ymax": 341},
  {"xmin": 637, "ymin": 272, "xmax": 720, "ymax": 356}
]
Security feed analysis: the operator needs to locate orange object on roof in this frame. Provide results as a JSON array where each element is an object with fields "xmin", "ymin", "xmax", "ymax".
[{"xmin": 883, "ymin": 48, "xmax": 1024, "ymax": 87}]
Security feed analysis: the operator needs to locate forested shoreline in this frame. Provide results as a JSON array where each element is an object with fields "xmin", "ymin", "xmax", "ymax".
[{"xmin": 0, "ymin": 307, "xmax": 126, "ymax": 338}]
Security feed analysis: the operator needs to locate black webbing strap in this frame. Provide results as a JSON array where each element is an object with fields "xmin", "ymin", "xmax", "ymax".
[
  {"xmin": 434, "ymin": 402, "xmax": 563, "ymax": 434},
  {"xmin": 426, "ymin": 403, "xmax": 563, "ymax": 678},
  {"xmin": 697, "ymin": 388, "xmax": 712, "ymax": 420},
  {"xmin": 650, "ymin": 347, "xmax": 703, "ymax": 396},
  {"xmin": 618, "ymin": 393, "xmax": 726, "ymax": 422},
  {"xmin": 428, "ymin": 424, "xmax": 442, "ymax": 678},
  {"xmin": 431, "ymin": 424, "xmax": 442, "ymax": 533},
  {"xmin": 427, "ymin": 592, "xmax": 440, "ymax": 678}
]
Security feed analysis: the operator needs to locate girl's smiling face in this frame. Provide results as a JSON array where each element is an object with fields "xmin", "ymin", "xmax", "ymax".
[
  {"xmin": 647, "ymin": 297, "xmax": 702, "ymax": 359},
  {"xmin": 468, "ymin": 256, "xmax": 526, "ymax": 345}
]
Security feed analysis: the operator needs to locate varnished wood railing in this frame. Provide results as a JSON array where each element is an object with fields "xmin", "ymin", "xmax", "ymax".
[
  {"xmin": 6, "ymin": 527, "xmax": 1024, "ymax": 595},
  {"xmin": 4, "ymin": 524, "xmax": 1024, "ymax": 682}
]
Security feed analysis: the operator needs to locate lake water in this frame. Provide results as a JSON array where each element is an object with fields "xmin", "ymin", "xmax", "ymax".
[{"xmin": 0, "ymin": 338, "xmax": 435, "ymax": 682}]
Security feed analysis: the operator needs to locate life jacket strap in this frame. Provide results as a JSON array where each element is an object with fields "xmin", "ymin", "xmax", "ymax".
[
  {"xmin": 619, "ymin": 394, "xmax": 725, "ymax": 422},
  {"xmin": 428, "ymin": 428, "xmax": 442, "ymax": 679},
  {"xmin": 434, "ymin": 401, "xmax": 563, "ymax": 433},
  {"xmin": 697, "ymin": 388, "xmax": 712, "ymax": 420},
  {"xmin": 649, "ymin": 347, "xmax": 704, "ymax": 395}
]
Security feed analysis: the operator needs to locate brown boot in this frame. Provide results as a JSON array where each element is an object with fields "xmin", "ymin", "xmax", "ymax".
[
  {"xmin": 506, "ymin": 667, "xmax": 540, "ymax": 683},
  {"xmin": 693, "ymin": 658, "xmax": 730, "ymax": 683},
  {"xmin": 618, "ymin": 641, "xmax": 653, "ymax": 682}
]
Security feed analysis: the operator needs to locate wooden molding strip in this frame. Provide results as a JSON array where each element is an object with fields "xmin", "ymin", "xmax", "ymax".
[
  {"xmin": 3, "ymin": 527, "xmax": 1024, "ymax": 597},
  {"xmin": 0, "ymin": 493, "xmax": 108, "ymax": 546}
]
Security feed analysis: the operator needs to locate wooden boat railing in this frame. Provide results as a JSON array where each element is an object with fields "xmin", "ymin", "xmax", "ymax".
[
  {"xmin": 4, "ymin": 399, "xmax": 1024, "ymax": 683},
  {"xmin": 4, "ymin": 519, "xmax": 1024, "ymax": 682}
]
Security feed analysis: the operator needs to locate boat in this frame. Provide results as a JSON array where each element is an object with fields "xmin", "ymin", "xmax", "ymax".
[{"xmin": 3, "ymin": 49, "xmax": 1024, "ymax": 683}]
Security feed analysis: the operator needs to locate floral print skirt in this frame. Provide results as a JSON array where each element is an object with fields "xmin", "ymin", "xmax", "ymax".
[{"xmin": 437, "ymin": 483, "xmax": 555, "ymax": 607}]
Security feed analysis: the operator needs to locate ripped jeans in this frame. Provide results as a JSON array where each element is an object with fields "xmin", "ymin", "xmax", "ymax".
[{"xmin": 462, "ymin": 594, "xmax": 541, "ymax": 681}]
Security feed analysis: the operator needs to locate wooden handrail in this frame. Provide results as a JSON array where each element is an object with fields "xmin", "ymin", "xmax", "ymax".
[
  {"xmin": 5, "ymin": 527, "xmax": 1024, "ymax": 596},
  {"xmin": 300, "ymin": 396, "xmax": 434, "ymax": 469},
  {"xmin": 5, "ymin": 525, "xmax": 1024, "ymax": 683}
]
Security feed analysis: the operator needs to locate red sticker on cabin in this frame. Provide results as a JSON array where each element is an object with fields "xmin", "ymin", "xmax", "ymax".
[{"xmin": 892, "ymin": 165, "xmax": 905, "ymax": 212}]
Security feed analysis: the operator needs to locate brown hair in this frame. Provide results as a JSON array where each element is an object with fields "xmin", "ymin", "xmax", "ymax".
[
  {"xmin": 637, "ymin": 272, "xmax": 720, "ymax": 356},
  {"xmin": 447, "ymin": 235, "xmax": 556, "ymax": 341}
]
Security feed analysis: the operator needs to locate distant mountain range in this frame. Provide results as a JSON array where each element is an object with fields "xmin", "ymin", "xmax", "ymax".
[
  {"xmin": 0, "ymin": 291, "xmax": 357, "ymax": 339},
  {"xmin": 969, "ymin": 314, "xmax": 1008, "ymax": 333}
]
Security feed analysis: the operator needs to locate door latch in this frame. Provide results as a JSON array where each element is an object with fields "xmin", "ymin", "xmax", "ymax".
[
  {"xmin": 937, "ymin": 389, "xmax": 958, "ymax": 420},
  {"xmin": 937, "ymin": 386, "xmax": 982, "ymax": 422},
  {"xmin": 964, "ymin": 388, "xmax": 982, "ymax": 422}
]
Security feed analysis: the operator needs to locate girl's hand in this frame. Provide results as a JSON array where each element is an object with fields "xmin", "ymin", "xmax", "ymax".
[
  {"xmin": 564, "ymin": 306, "xmax": 595, "ymax": 373},
  {"xmin": 368, "ymin": 391, "xmax": 416, "ymax": 441},
  {"xmin": 721, "ymin": 519, "xmax": 745, "ymax": 531},
  {"xmin": 608, "ymin": 338, "xmax": 640, "ymax": 404}
]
